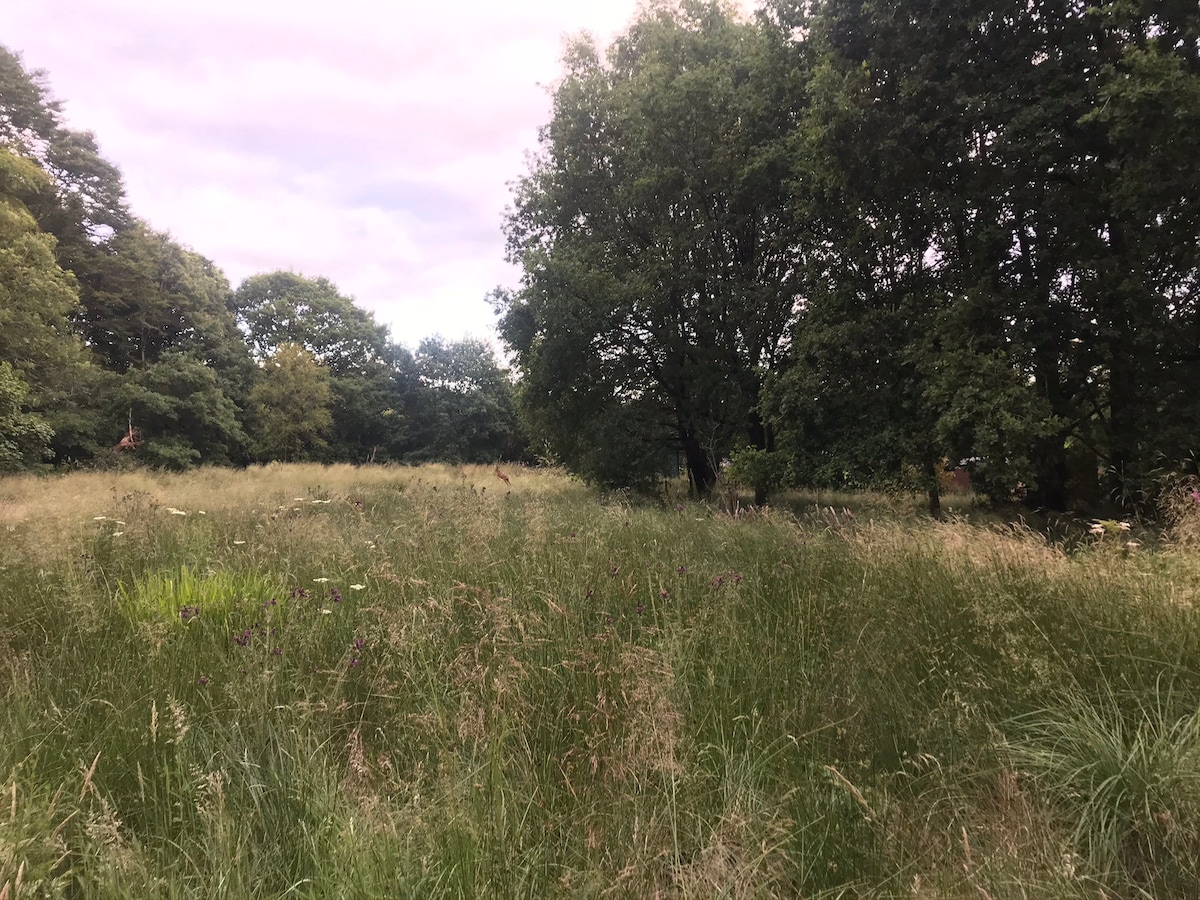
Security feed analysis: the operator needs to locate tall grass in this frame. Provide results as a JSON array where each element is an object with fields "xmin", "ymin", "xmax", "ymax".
[{"xmin": 1, "ymin": 463, "xmax": 1198, "ymax": 898}]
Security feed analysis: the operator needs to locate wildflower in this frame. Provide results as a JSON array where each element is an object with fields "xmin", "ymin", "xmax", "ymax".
[
  {"xmin": 93, "ymin": 516, "xmax": 107, "ymax": 521},
  {"xmin": 1190, "ymin": 489, "xmax": 1200, "ymax": 506},
  {"xmin": 111, "ymin": 531, "xmax": 124, "ymax": 537},
  {"xmin": 349, "ymin": 583, "xmax": 365, "ymax": 591},
  {"xmin": 711, "ymin": 575, "xmax": 724, "ymax": 587},
  {"xmin": 1126, "ymin": 540, "xmax": 1142, "ymax": 550},
  {"xmin": 350, "ymin": 658, "xmax": 360, "ymax": 668},
  {"xmin": 234, "ymin": 630, "xmax": 251, "ymax": 646},
  {"xmin": 197, "ymin": 510, "xmax": 206, "ymax": 515},
  {"xmin": 313, "ymin": 577, "xmax": 330, "ymax": 583},
  {"xmin": 352, "ymin": 638, "xmax": 365, "ymax": 651},
  {"xmin": 198, "ymin": 676, "xmax": 209, "ymax": 686},
  {"xmin": 294, "ymin": 497, "xmax": 305, "ymax": 501},
  {"xmin": 180, "ymin": 605, "xmax": 200, "ymax": 622},
  {"xmin": 331, "ymin": 588, "xmax": 342, "ymax": 603},
  {"xmin": 114, "ymin": 521, "xmax": 125, "ymax": 526},
  {"xmin": 321, "ymin": 608, "xmax": 332, "ymax": 615},
  {"xmin": 290, "ymin": 587, "xmax": 310, "ymax": 600},
  {"xmin": 677, "ymin": 565, "xmax": 687, "ymax": 574},
  {"xmin": 609, "ymin": 566, "xmax": 619, "ymax": 576},
  {"xmin": 635, "ymin": 604, "xmax": 644, "ymax": 614},
  {"xmin": 271, "ymin": 647, "xmax": 282, "ymax": 656},
  {"xmin": 1089, "ymin": 522, "xmax": 1106, "ymax": 536},
  {"xmin": 660, "ymin": 590, "xmax": 669, "ymax": 599},
  {"xmin": 1119, "ymin": 521, "xmax": 1131, "ymax": 531},
  {"xmin": 233, "ymin": 540, "xmax": 246, "ymax": 545},
  {"xmin": 167, "ymin": 508, "xmax": 187, "ymax": 516}
]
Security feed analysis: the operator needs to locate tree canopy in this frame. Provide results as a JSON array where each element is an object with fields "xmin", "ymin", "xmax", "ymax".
[{"xmin": 500, "ymin": 0, "xmax": 1200, "ymax": 511}]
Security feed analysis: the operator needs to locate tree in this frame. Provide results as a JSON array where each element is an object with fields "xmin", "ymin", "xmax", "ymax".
[
  {"xmin": 0, "ymin": 361, "xmax": 52, "ymax": 470},
  {"xmin": 404, "ymin": 336, "xmax": 524, "ymax": 464},
  {"xmin": 247, "ymin": 344, "xmax": 333, "ymax": 462},
  {"xmin": 234, "ymin": 271, "xmax": 389, "ymax": 376},
  {"xmin": 108, "ymin": 350, "xmax": 249, "ymax": 469},
  {"xmin": 498, "ymin": 0, "xmax": 803, "ymax": 495},
  {"xmin": 0, "ymin": 147, "xmax": 101, "ymax": 464},
  {"xmin": 235, "ymin": 271, "xmax": 403, "ymax": 462},
  {"xmin": 762, "ymin": 0, "xmax": 1198, "ymax": 512}
]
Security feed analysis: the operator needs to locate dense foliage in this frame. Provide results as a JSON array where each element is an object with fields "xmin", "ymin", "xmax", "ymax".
[
  {"xmin": 0, "ymin": 46, "xmax": 523, "ymax": 470},
  {"xmin": 499, "ymin": 0, "xmax": 1200, "ymax": 511}
]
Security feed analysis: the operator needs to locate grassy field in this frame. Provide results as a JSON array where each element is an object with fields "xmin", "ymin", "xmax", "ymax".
[{"xmin": 1, "ymin": 463, "xmax": 1199, "ymax": 899}]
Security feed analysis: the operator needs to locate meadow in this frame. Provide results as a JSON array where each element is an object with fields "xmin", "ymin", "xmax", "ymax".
[{"xmin": 1, "ymin": 464, "xmax": 1199, "ymax": 899}]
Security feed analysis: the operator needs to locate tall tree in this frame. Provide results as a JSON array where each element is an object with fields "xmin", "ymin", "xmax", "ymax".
[
  {"xmin": 404, "ymin": 336, "xmax": 524, "ymax": 464},
  {"xmin": 234, "ymin": 271, "xmax": 399, "ymax": 462},
  {"xmin": 764, "ymin": 0, "xmax": 1199, "ymax": 511},
  {"xmin": 0, "ymin": 147, "xmax": 99, "ymax": 463},
  {"xmin": 247, "ymin": 343, "xmax": 333, "ymax": 463},
  {"xmin": 498, "ymin": 0, "xmax": 803, "ymax": 494}
]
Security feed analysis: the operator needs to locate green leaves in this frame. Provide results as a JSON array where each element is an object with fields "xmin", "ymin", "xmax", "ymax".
[
  {"xmin": 248, "ymin": 344, "xmax": 334, "ymax": 463},
  {"xmin": 502, "ymin": 3, "xmax": 799, "ymax": 494}
]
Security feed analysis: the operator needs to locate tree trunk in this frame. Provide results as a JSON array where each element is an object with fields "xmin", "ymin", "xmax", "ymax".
[
  {"xmin": 924, "ymin": 456, "xmax": 942, "ymax": 519},
  {"xmin": 682, "ymin": 430, "xmax": 718, "ymax": 498}
]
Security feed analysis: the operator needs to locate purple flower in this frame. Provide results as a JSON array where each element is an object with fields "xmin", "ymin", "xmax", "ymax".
[
  {"xmin": 711, "ymin": 575, "xmax": 724, "ymax": 587},
  {"xmin": 234, "ymin": 630, "xmax": 251, "ymax": 647},
  {"xmin": 677, "ymin": 565, "xmax": 687, "ymax": 574},
  {"xmin": 331, "ymin": 588, "xmax": 342, "ymax": 604},
  {"xmin": 179, "ymin": 605, "xmax": 199, "ymax": 622},
  {"xmin": 198, "ymin": 676, "xmax": 209, "ymax": 685},
  {"xmin": 660, "ymin": 590, "xmax": 669, "ymax": 599},
  {"xmin": 635, "ymin": 604, "xmax": 644, "ymax": 615},
  {"xmin": 352, "ymin": 638, "xmax": 365, "ymax": 651},
  {"xmin": 350, "ymin": 658, "xmax": 360, "ymax": 668},
  {"xmin": 1191, "ymin": 489, "xmax": 1200, "ymax": 506},
  {"xmin": 271, "ymin": 647, "xmax": 282, "ymax": 656},
  {"xmin": 290, "ymin": 587, "xmax": 310, "ymax": 601}
]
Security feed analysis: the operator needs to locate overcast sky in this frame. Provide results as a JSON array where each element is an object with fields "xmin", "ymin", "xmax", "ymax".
[{"xmin": 0, "ymin": 0, "xmax": 677, "ymax": 348}]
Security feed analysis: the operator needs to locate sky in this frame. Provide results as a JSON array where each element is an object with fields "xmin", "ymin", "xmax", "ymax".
[{"xmin": 0, "ymin": 0, "xmax": 667, "ymax": 348}]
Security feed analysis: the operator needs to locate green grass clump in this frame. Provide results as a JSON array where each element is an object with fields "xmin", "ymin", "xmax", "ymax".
[{"xmin": 1, "ymin": 463, "xmax": 1198, "ymax": 898}]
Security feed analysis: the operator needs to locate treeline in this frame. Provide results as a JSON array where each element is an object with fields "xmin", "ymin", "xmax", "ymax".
[
  {"xmin": 0, "ymin": 46, "xmax": 524, "ymax": 471},
  {"xmin": 497, "ymin": 0, "xmax": 1200, "ymax": 512}
]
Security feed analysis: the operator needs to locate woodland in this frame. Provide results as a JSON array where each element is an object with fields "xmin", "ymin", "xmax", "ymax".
[
  {"xmin": 4, "ymin": 0, "xmax": 1200, "ymax": 517},
  {"xmin": 0, "ymin": 45, "xmax": 524, "ymax": 472},
  {"xmin": 497, "ymin": 0, "xmax": 1200, "ymax": 513}
]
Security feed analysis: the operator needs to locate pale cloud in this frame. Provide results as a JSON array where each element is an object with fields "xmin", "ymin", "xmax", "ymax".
[{"xmin": 0, "ymin": 1, "xmax": 749, "ymax": 346}]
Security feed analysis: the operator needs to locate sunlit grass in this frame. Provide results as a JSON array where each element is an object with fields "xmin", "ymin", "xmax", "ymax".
[{"xmin": 1, "ymin": 464, "xmax": 1198, "ymax": 898}]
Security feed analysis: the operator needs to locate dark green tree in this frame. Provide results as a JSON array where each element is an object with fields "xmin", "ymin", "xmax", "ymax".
[
  {"xmin": 498, "ymin": 0, "xmax": 803, "ymax": 495},
  {"xmin": 0, "ymin": 147, "xmax": 101, "ymax": 464},
  {"xmin": 763, "ymin": 0, "xmax": 1198, "ymax": 511},
  {"xmin": 403, "ymin": 337, "xmax": 523, "ymax": 464}
]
